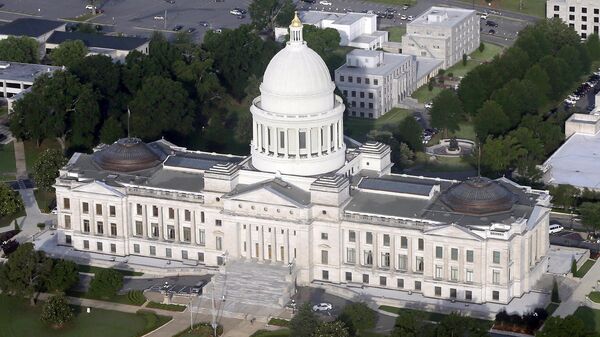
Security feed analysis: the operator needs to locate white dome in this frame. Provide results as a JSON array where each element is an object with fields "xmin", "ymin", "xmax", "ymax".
[{"xmin": 261, "ymin": 44, "xmax": 334, "ymax": 98}]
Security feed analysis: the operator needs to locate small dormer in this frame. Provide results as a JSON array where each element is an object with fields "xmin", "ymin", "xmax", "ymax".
[{"xmin": 203, "ymin": 162, "xmax": 240, "ymax": 193}]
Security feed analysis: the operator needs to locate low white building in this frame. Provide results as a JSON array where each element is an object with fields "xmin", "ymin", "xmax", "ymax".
[
  {"xmin": 0, "ymin": 18, "xmax": 66, "ymax": 58},
  {"xmin": 335, "ymin": 50, "xmax": 417, "ymax": 118},
  {"xmin": 547, "ymin": 0, "xmax": 600, "ymax": 39},
  {"xmin": 402, "ymin": 7, "xmax": 480, "ymax": 69},
  {"xmin": 46, "ymin": 31, "xmax": 149, "ymax": 62},
  {"xmin": 298, "ymin": 11, "xmax": 388, "ymax": 50},
  {"xmin": 54, "ymin": 16, "xmax": 550, "ymax": 306},
  {"xmin": 542, "ymin": 113, "xmax": 600, "ymax": 190},
  {"xmin": 0, "ymin": 61, "xmax": 61, "ymax": 101}
]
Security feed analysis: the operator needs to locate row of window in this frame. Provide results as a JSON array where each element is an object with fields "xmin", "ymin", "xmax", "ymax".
[
  {"xmin": 346, "ymin": 111, "xmax": 375, "ymax": 118},
  {"xmin": 338, "ymin": 75, "xmax": 379, "ymax": 85},
  {"xmin": 561, "ymin": 5, "xmax": 600, "ymax": 15},
  {"xmin": 566, "ymin": 14, "xmax": 600, "ymax": 23},
  {"xmin": 342, "ymin": 89, "xmax": 375, "ymax": 100}
]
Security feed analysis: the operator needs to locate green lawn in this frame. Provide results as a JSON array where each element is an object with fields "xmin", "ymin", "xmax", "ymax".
[
  {"xmin": 345, "ymin": 108, "xmax": 410, "ymax": 141},
  {"xmin": 0, "ymin": 208, "xmax": 25, "ymax": 228},
  {"xmin": 546, "ymin": 302, "xmax": 560, "ymax": 316},
  {"xmin": 379, "ymin": 305, "xmax": 448, "ymax": 322},
  {"xmin": 0, "ymin": 142, "xmax": 16, "ymax": 181},
  {"xmin": 589, "ymin": 292, "xmax": 600, "ymax": 303},
  {"xmin": 268, "ymin": 318, "xmax": 290, "ymax": 327},
  {"xmin": 411, "ymin": 86, "xmax": 442, "ymax": 104},
  {"xmin": 573, "ymin": 307, "xmax": 600, "ymax": 333},
  {"xmin": 66, "ymin": 290, "xmax": 145, "ymax": 306},
  {"xmin": 76, "ymin": 264, "xmax": 143, "ymax": 276},
  {"xmin": 446, "ymin": 43, "xmax": 504, "ymax": 78},
  {"xmin": 24, "ymin": 139, "xmax": 61, "ymax": 173},
  {"xmin": 174, "ymin": 322, "xmax": 224, "ymax": 337},
  {"xmin": 0, "ymin": 295, "xmax": 170, "ymax": 337},
  {"xmin": 34, "ymin": 189, "xmax": 55, "ymax": 213},
  {"xmin": 458, "ymin": 0, "xmax": 546, "ymax": 17},
  {"xmin": 384, "ymin": 26, "xmax": 406, "ymax": 42},
  {"xmin": 146, "ymin": 301, "xmax": 186, "ymax": 312},
  {"xmin": 414, "ymin": 153, "xmax": 475, "ymax": 173},
  {"xmin": 575, "ymin": 259, "xmax": 596, "ymax": 278},
  {"xmin": 250, "ymin": 330, "xmax": 290, "ymax": 337}
]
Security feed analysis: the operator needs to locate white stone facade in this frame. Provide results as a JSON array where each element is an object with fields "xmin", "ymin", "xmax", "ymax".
[
  {"xmin": 402, "ymin": 7, "xmax": 480, "ymax": 69},
  {"xmin": 547, "ymin": 0, "xmax": 600, "ymax": 39}
]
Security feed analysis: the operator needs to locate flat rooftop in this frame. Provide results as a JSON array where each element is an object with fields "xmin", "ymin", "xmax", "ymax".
[
  {"xmin": 298, "ymin": 10, "xmax": 374, "ymax": 26},
  {"xmin": 543, "ymin": 131, "xmax": 600, "ymax": 190},
  {"xmin": 0, "ymin": 18, "xmax": 65, "ymax": 38},
  {"xmin": 336, "ymin": 51, "xmax": 413, "ymax": 76},
  {"xmin": 0, "ymin": 61, "xmax": 62, "ymax": 82},
  {"xmin": 409, "ymin": 6, "xmax": 475, "ymax": 28},
  {"xmin": 47, "ymin": 31, "xmax": 149, "ymax": 51},
  {"xmin": 416, "ymin": 57, "xmax": 443, "ymax": 82}
]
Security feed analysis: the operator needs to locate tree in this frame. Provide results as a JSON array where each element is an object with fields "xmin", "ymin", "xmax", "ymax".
[
  {"xmin": 299, "ymin": 25, "xmax": 342, "ymax": 71},
  {"xmin": 571, "ymin": 258, "xmax": 578, "ymax": 275},
  {"xmin": 129, "ymin": 76, "xmax": 195, "ymax": 140},
  {"xmin": 587, "ymin": 33, "xmax": 600, "ymax": 60},
  {"xmin": 249, "ymin": 0, "xmax": 295, "ymax": 31},
  {"xmin": 0, "ymin": 183, "xmax": 23, "ymax": 217},
  {"xmin": 479, "ymin": 42, "xmax": 485, "ymax": 52},
  {"xmin": 396, "ymin": 116, "xmax": 423, "ymax": 151},
  {"xmin": 70, "ymin": 54, "xmax": 121, "ymax": 100},
  {"xmin": 289, "ymin": 303, "xmax": 319, "ymax": 337},
  {"xmin": 551, "ymin": 277, "xmax": 560, "ymax": 303},
  {"xmin": 88, "ymin": 268, "xmax": 123, "ymax": 298},
  {"xmin": 339, "ymin": 302, "xmax": 377, "ymax": 335},
  {"xmin": 462, "ymin": 53, "xmax": 468, "ymax": 66},
  {"xmin": 480, "ymin": 135, "xmax": 524, "ymax": 176},
  {"xmin": 32, "ymin": 149, "xmax": 67, "ymax": 192},
  {"xmin": 99, "ymin": 116, "xmax": 124, "ymax": 144},
  {"xmin": 523, "ymin": 64, "xmax": 551, "ymax": 102},
  {"xmin": 430, "ymin": 89, "xmax": 463, "ymax": 137},
  {"xmin": 315, "ymin": 320, "xmax": 350, "ymax": 337},
  {"xmin": 579, "ymin": 202, "xmax": 600, "ymax": 231},
  {"xmin": 0, "ymin": 36, "xmax": 39, "ymax": 63},
  {"xmin": 474, "ymin": 100, "xmax": 510, "ymax": 141},
  {"xmin": 536, "ymin": 316, "xmax": 597, "ymax": 337},
  {"xmin": 549, "ymin": 185, "xmax": 580, "ymax": 211},
  {"xmin": 50, "ymin": 40, "xmax": 88, "ymax": 68},
  {"xmin": 40, "ymin": 295, "xmax": 73, "ymax": 328},
  {"xmin": 46, "ymin": 259, "xmax": 79, "ymax": 293},
  {"xmin": 0, "ymin": 243, "xmax": 52, "ymax": 304},
  {"xmin": 391, "ymin": 310, "xmax": 427, "ymax": 337}
]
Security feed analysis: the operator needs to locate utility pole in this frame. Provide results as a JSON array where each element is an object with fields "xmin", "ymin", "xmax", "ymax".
[
  {"xmin": 189, "ymin": 297, "xmax": 194, "ymax": 332},
  {"xmin": 164, "ymin": 9, "xmax": 167, "ymax": 30}
]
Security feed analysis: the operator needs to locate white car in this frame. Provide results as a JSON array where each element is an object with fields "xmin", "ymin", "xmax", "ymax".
[
  {"xmin": 400, "ymin": 14, "xmax": 407, "ymax": 20},
  {"xmin": 85, "ymin": 4, "xmax": 95, "ymax": 10},
  {"xmin": 230, "ymin": 9, "xmax": 243, "ymax": 15},
  {"xmin": 564, "ymin": 99, "xmax": 576, "ymax": 105},
  {"xmin": 154, "ymin": 15, "xmax": 165, "ymax": 20},
  {"xmin": 568, "ymin": 94, "xmax": 580, "ymax": 101},
  {"xmin": 549, "ymin": 224, "xmax": 564, "ymax": 234},
  {"xmin": 312, "ymin": 303, "xmax": 333, "ymax": 312},
  {"xmin": 51, "ymin": 207, "xmax": 58, "ymax": 215},
  {"xmin": 407, "ymin": 15, "xmax": 414, "ymax": 21},
  {"xmin": 425, "ymin": 102, "xmax": 433, "ymax": 109},
  {"xmin": 319, "ymin": 1, "xmax": 332, "ymax": 5}
]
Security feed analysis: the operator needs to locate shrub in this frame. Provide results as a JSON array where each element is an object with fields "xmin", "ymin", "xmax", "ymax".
[
  {"xmin": 339, "ymin": 302, "xmax": 377, "ymax": 334},
  {"xmin": 571, "ymin": 258, "xmax": 578, "ymax": 275},
  {"xmin": 551, "ymin": 278, "xmax": 560, "ymax": 303},
  {"xmin": 89, "ymin": 268, "xmax": 123, "ymax": 298},
  {"xmin": 127, "ymin": 290, "xmax": 146, "ymax": 305},
  {"xmin": 479, "ymin": 42, "xmax": 485, "ymax": 52},
  {"xmin": 462, "ymin": 53, "xmax": 468, "ymax": 66},
  {"xmin": 40, "ymin": 295, "xmax": 73, "ymax": 328},
  {"xmin": 37, "ymin": 223, "xmax": 46, "ymax": 231}
]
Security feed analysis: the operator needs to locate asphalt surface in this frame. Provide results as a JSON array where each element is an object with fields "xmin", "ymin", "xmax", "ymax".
[
  {"xmin": 0, "ymin": 0, "xmax": 536, "ymax": 45},
  {"xmin": 74, "ymin": 273, "xmax": 211, "ymax": 294}
]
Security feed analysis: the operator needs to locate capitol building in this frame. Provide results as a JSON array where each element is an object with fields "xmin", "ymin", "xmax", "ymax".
[{"xmin": 54, "ymin": 15, "xmax": 550, "ymax": 305}]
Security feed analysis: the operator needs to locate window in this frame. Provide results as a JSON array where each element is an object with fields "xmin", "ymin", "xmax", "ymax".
[
  {"xmin": 368, "ymin": 92, "xmax": 373, "ymax": 99},
  {"xmin": 345, "ymin": 272, "xmax": 352, "ymax": 281},
  {"xmin": 184, "ymin": 210, "xmax": 191, "ymax": 222},
  {"xmin": 347, "ymin": 248, "xmax": 356, "ymax": 264},
  {"xmin": 200, "ymin": 211, "xmax": 205, "ymax": 223},
  {"xmin": 397, "ymin": 278, "xmax": 404, "ymax": 288},
  {"xmin": 321, "ymin": 233, "xmax": 328, "ymax": 240},
  {"xmin": 583, "ymin": 7, "xmax": 588, "ymax": 13},
  {"xmin": 357, "ymin": 77, "xmax": 362, "ymax": 84},
  {"xmin": 149, "ymin": 246, "xmax": 156, "ymax": 256},
  {"xmin": 415, "ymin": 256, "xmax": 424, "ymax": 272},
  {"xmin": 492, "ymin": 291, "xmax": 499, "ymax": 301},
  {"xmin": 167, "ymin": 225, "xmax": 175, "ymax": 240},
  {"xmin": 380, "ymin": 276, "xmax": 387, "ymax": 286},
  {"xmin": 135, "ymin": 204, "xmax": 141, "ymax": 216},
  {"xmin": 365, "ymin": 78, "xmax": 370, "ymax": 84},
  {"xmin": 215, "ymin": 219, "xmax": 222, "ymax": 227},
  {"xmin": 364, "ymin": 250, "xmax": 373, "ymax": 265},
  {"xmin": 451, "ymin": 267, "xmax": 458, "ymax": 281},
  {"xmin": 435, "ymin": 246, "xmax": 443, "ymax": 259},
  {"xmin": 400, "ymin": 236, "xmax": 407, "ymax": 248},
  {"xmin": 360, "ymin": 91, "xmax": 364, "ymax": 98},
  {"xmin": 83, "ymin": 220, "xmax": 90, "ymax": 233},
  {"xmin": 351, "ymin": 90, "xmax": 356, "ymax": 97},
  {"xmin": 374, "ymin": 79, "xmax": 378, "ymax": 85},
  {"xmin": 322, "ymin": 270, "xmax": 329, "ymax": 280},
  {"xmin": 65, "ymin": 235, "xmax": 72, "ymax": 244},
  {"xmin": 450, "ymin": 288, "xmax": 457, "ymax": 299},
  {"xmin": 321, "ymin": 250, "xmax": 329, "ymax": 264},
  {"xmin": 466, "ymin": 250, "xmax": 474, "ymax": 263},
  {"xmin": 110, "ymin": 243, "xmax": 116, "ymax": 253},
  {"xmin": 451, "ymin": 248, "xmax": 458, "ymax": 261},
  {"xmin": 383, "ymin": 234, "xmax": 390, "ymax": 246},
  {"xmin": 368, "ymin": 103, "xmax": 373, "ymax": 109},
  {"xmin": 299, "ymin": 131, "xmax": 306, "ymax": 149},
  {"xmin": 465, "ymin": 290, "xmax": 472, "ymax": 301},
  {"xmin": 83, "ymin": 240, "xmax": 89, "ymax": 249},
  {"xmin": 583, "ymin": 16, "xmax": 588, "ymax": 22},
  {"xmin": 362, "ymin": 274, "xmax": 369, "ymax": 284},
  {"xmin": 554, "ymin": 5, "xmax": 559, "ymax": 11},
  {"xmin": 151, "ymin": 223, "xmax": 158, "ymax": 237},
  {"xmin": 97, "ymin": 242, "xmax": 103, "ymax": 251},
  {"xmin": 493, "ymin": 251, "xmax": 501, "ymax": 264},
  {"xmin": 570, "ymin": 14, "xmax": 575, "ymax": 20},
  {"xmin": 366, "ymin": 232, "xmax": 373, "ymax": 244},
  {"xmin": 349, "ymin": 76, "xmax": 353, "ymax": 83},
  {"xmin": 216, "ymin": 237, "xmax": 223, "ymax": 250},
  {"xmin": 110, "ymin": 223, "xmax": 117, "ymax": 236},
  {"xmin": 199, "ymin": 229, "xmax": 205, "ymax": 246},
  {"xmin": 279, "ymin": 131, "xmax": 285, "ymax": 147},
  {"xmin": 434, "ymin": 286, "xmax": 441, "ymax": 297},
  {"xmin": 349, "ymin": 230, "xmax": 356, "ymax": 242},
  {"xmin": 82, "ymin": 202, "xmax": 89, "ymax": 214},
  {"xmin": 168, "ymin": 208, "xmax": 175, "ymax": 219},
  {"xmin": 96, "ymin": 222, "xmax": 103, "ymax": 234},
  {"xmin": 134, "ymin": 243, "xmax": 140, "ymax": 253},
  {"xmin": 166, "ymin": 248, "xmax": 172, "ymax": 258},
  {"xmin": 415, "ymin": 281, "xmax": 421, "ymax": 290},
  {"xmin": 397, "ymin": 254, "xmax": 407, "ymax": 270},
  {"xmin": 198, "ymin": 252, "xmax": 205, "ymax": 262},
  {"xmin": 109, "ymin": 205, "xmax": 116, "ymax": 217},
  {"xmin": 381, "ymin": 252, "xmax": 390, "ymax": 268},
  {"xmin": 493, "ymin": 270, "xmax": 500, "ymax": 284},
  {"xmin": 182, "ymin": 250, "xmax": 188, "ymax": 259},
  {"xmin": 152, "ymin": 206, "xmax": 159, "ymax": 217},
  {"xmin": 340, "ymin": 75, "xmax": 345, "ymax": 82},
  {"xmin": 64, "ymin": 215, "xmax": 71, "ymax": 229},
  {"xmin": 63, "ymin": 198, "xmax": 70, "ymax": 209},
  {"xmin": 595, "ymin": 8, "xmax": 599, "ymax": 14},
  {"xmin": 418, "ymin": 238, "xmax": 424, "ymax": 251},
  {"xmin": 466, "ymin": 269, "xmax": 473, "ymax": 282},
  {"xmin": 183, "ymin": 227, "xmax": 191, "ymax": 242},
  {"xmin": 435, "ymin": 265, "xmax": 443, "ymax": 279}
]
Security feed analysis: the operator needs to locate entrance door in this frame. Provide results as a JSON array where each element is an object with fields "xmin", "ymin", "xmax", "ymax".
[
  {"xmin": 255, "ymin": 243, "xmax": 260, "ymax": 258},
  {"xmin": 268, "ymin": 245, "xmax": 272, "ymax": 260}
]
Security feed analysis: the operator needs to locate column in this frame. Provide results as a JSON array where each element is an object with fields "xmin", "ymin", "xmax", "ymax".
[
  {"xmin": 284, "ymin": 129, "xmax": 288, "ymax": 158},
  {"xmin": 159, "ymin": 206, "xmax": 164, "ymax": 241},
  {"xmin": 252, "ymin": 121, "xmax": 257, "ymax": 150},
  {"xmin": 326, "ymin": 124, "xmax": 332, "ymax": 154},
  {"xmin": 307, "ymin": 127, "xmax": 312, "ymax": 157},
  {"xmin": 257, "ymin": 124, "xmax": 262, "ymax": 151},
  {"xmin": 174, "ymin": 209, "xmax": 180, "ymax": 243},
  {"xmin": 333, "ymin": 122, "xmax": 338, "ymax": 151},
  {"xmin": 275, "ymin": 127, "xmax": 279, "ymax": 156},
  {"xmin": 191, "ymin": 210, "xmax": 196, "ymax": 244},
  {"xmin": 338, "ymin": 120, "xmax": 344, "ymax": 149},
  {"xmin": 318, "ymin": 127, "xmax": 323, "ymax": 156},
  {"xmin": 296, "ymin": 129, "xmax": 300, "ymax": 157}
]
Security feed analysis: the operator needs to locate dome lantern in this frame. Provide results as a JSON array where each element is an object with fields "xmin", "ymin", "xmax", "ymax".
[{"xmin": 289, "ymin": 11, "xmax": 303, "ymax": 44}]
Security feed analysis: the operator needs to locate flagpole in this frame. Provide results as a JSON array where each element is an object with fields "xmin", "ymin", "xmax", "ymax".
[{"xmin": 127, "ymin": 107, "xmax": 131, "ymax": 138}]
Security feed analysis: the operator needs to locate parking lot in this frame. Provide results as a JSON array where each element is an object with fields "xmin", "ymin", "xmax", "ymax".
[{"xmin": 121, "ymin": 274, "xmax": 212, "ymax": 295}]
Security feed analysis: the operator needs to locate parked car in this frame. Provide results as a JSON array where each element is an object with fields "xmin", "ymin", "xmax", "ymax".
[
  {"xmin": 199, "ymin": 21, "xmax": 209, "ymax": 27},
  {"xmin": 486, "ymin": 20, "xmax": 498, "ymax": 27},
  {"xmin": 85, "ymin": 4, "xmax": 95, "ymax": 10},
  {"xmin": 229, "ymin": 9, "xmax": 242, "ymax": 15},
  {"xmin": 425, "ymin": 102, "xmax": 433, "ymax": 109},
  {"xmin": 488, "ymin": 29, "xmax": 496, "ymax": 35},
  {"xmin": 402, "ymin": 5, "xmax": 409, "ymax": 10},
  {"xmin": 400, "ymin": 14, "xmax": 407, "ymax": 20},
  {"xmin": 165, "ymin": 0, "xmax": 175, "ymax": 3},
  {"xmin": 549, "ymin": 224, "xmax": 564, "ymax": 234},
  {"xmin": 312, "ymin": 303, "xmax": 333, "ymax": 312},
  {"xmin": 173, "ymin": 25, "xmax": 183, "ymax": 31},
  {"xmin": 187, "ymin": 27, "xmax": 196, "ymax": 33},
  {"xmin": 407, "ymin": 15, "xmax": 414, "ymax": 21},
  {"xmin": 191, "ymin": 281, "xmax": 206, "ymax": 294},
  {"xmin": 302, "ymin": 0, "xmax": 316, "ymax": 3},
  {"xmin": 480, "ymin": 13, "xmax": 488, "ymax": 20},
  {"xmin": 51, "ymin": 207, "xmax": 58, "ymax": 215},
  {"xmin": 154, "ymin": 15, "xmax": 165, "ymax": 20},
  {"xmin": 319, "ymin": 0, "xmax": 332, "ymax": 6}
]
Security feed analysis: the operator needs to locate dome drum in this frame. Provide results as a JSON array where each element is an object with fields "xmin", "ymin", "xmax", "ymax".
[
  {"xmin": 440, "ymin": 177, "xmax": 516, "ymax": 215},
  {"xmin": 93, "ymin": 138, "xmax": 161, "ymax": 172}
]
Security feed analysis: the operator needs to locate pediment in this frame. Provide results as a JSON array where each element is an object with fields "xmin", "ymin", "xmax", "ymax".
[
  {"xmin": 229, "ymin": 188, "xmax": 301, "ymax": 208},
  {"xmin": 425, "ymin": 224, "xmax": 482, "ymax": 241},
  {"xmin": 72, "ymin": 181, "xmax": 125, "ymax": 198}
]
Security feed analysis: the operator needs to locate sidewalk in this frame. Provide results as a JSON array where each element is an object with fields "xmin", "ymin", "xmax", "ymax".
[{"xmin": 553, "ymin": 259, "xmax": 600, "ymax": 317}]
